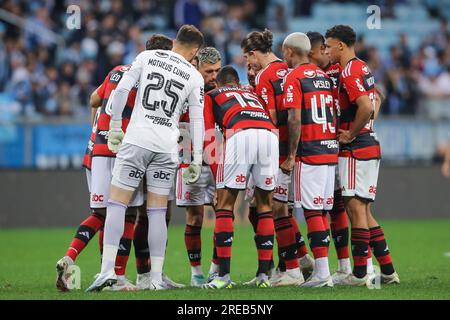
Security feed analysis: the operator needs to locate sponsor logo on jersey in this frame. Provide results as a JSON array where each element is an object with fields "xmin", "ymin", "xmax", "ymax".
[
  {"xmin": 286, "ymin": 84, "xmax": 294, "ymax": 103},
  {"xmin": 91, "ymin": 193, "xmax": 104, "ymax": 202},
  {"xmin": 184, "ymin": 191, "xmax": 191, "ymax": 200},
  {"xmin": 313, "ymin": 80, "xmax": 331, "ymax": 89},
  {"xmin": 304, "ymin": 70, "xmax": 316, "ymax": 78},
  {"xmin": 265, "ymin": 177, "xmax": 274, "ymax": 186},
  {"xmin": 154, "ymin": 171, "xmax": 171, "ymax": 180},
  {"xmin": 235, "ymin": 174, "xmax": 246, "ymax": 183},
  {"xmin": 276, "ymin": 69, "xmax": 287, "ymax": 79},
  {"xmin": 129, "ymin": 169, "xmax": 145, "ymax": 179},
  {"xmin": 369, "ymin": 185, "xmax": 377, "ymax": 194},
  {"xmin": 145, "ymin": 115, "xmax": 173, "ymax": 127},
  {"xmin": 362, "ymin": 65, "xmax": 370, "ymax": 75},
  {"xmin": 155, "ymin": 51, "xmax": 169, "ymax": 58}
]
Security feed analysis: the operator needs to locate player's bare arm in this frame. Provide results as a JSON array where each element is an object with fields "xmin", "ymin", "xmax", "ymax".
[
  {"xmin": 374, "ymin": 85, "xmax": 385, "ymax": 120},
  {"xmin": 281, "ymin": 108, "xmax": 301, "ymax": 174},
  {"xmin": 338, "ymin": 94, "xmax": 373, "ymax": 144},
  {"xmin": 89, "ymin": 88, "xmax": 102, "ymax": 125},
  {"xmin": 442, "ymin": 142, "xmax": 450, "ymax": 178}
]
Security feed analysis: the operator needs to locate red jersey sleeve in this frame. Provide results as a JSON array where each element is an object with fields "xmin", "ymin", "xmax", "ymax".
[
  {"xmin": 257, "ymin": 72, "xmax": 276, "ymax": 111},
  {"xmin": 283, "ymin": 73, "xmax": 303, "ymax": 109},
  {"xmin": 342, "ymin": 67, "xmax": 369, "ymax": 103}
]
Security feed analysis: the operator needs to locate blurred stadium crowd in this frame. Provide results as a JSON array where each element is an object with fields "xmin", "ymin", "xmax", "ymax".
[{"xmin": 0, "ymin": 0, "xmax": 449, "ymax": 119}]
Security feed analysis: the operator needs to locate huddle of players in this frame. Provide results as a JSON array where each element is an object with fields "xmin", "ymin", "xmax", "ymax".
[{"xmin": 56, "ymin": 23, "xmax": 399, "ymax": 292}]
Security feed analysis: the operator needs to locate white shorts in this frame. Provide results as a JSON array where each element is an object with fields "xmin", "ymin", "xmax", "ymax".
[
  {"xmin": 216, "ymin": 129, "xmax": 279, "ymax": 191},
  {"xmin": 90, "ymin": 156, "xmax": 144, "ymax": 208},
  {"xmin": 273, "ymin": 170, "xmax": 295, "ymax": 203},
  {"xmin": 176, "ymin": 165, "xmax": 215, "ymax": 206},
  {"xmin": 294, "ymin": 162, "xmax": 336, "ymax": 211},
  {"xmin": 111, "ymin": 143, "xmax": 178, "ymax": 196},
  {"xmin": 338, "ymin": 157, "xmax": 380, "ymax": 202}
]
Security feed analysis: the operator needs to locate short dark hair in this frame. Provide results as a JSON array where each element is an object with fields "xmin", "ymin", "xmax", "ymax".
[
  {"xmin": 306, "ymin": 31, "xmax": 325, "ymax": 49},
  {"xmin": 146, "ymin": 34, "xmax": 173, "ymax": 50},
  {"xmin": 216, "ymin": 65, "xmax": 240, "ymax": 86},
  {"xmin": 325, "ymin": 25, "xmax": 357, "ymax": 47},
  {"xmin": 241, "ymin": 29, "xmax": 273, "ymax": 53},
  {"xmin": 176, "ymin": 24, "xmax": 204, "ymax": 48}
]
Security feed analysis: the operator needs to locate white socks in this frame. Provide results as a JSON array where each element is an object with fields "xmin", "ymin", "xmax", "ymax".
[
  {"xmin": 367, "ymin": 257, "xmax": 374, "ymax": 274},
  {"xmin": 338, "ymin": 258, "xmax": 352, "ymax": 274},
  {"xmin": 100, "ymin": 200, "xmax": 127, "ymax": 275},
  {"xmin": 209, "ymin": 262, "xmax": 219, "ymax": 274},
  {"xmin": 147, "ymin": 207, "xmax": 168, "ymax": 283},
  {"xmin": 315, "ymin": 257, "xmax": 330, "ymax": 279},
  {"xmin": 287, "ymin": 267, "xmax": 301, "ymax": 278},
  {"xmin": 191, "ymin": 266, "xmax": 203, "ymax": 276}
]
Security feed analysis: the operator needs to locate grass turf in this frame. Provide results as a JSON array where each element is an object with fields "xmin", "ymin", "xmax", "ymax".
[{"xmin": 1, "ymin": 219, "xmax": 450, "ymax": 300}]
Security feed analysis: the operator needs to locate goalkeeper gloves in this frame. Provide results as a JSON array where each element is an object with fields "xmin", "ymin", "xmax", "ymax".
[
  {"xmin": 107, "ymin": 119, "xmax": 124, "ymax": 154},
  {"xmin": 183, "ymin": 151, "xmax": 202, "ymax": 185}
]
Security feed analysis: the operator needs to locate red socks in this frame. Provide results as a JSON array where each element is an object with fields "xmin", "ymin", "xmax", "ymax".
[{"xmin": 66, "ymin": 211, "xmax": 105, "ymax": 261}]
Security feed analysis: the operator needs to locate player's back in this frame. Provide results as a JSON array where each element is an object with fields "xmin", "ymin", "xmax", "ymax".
[
  {"xmin": 124, "ymin": 49, "xmax": 204, "ymax": 154},
  {"xmin": 205, "ymin": 86, "xmax": 275, "ymax": 136}
]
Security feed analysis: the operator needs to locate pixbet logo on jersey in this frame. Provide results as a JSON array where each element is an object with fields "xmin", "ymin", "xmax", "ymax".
[{"xmin": 154, "ymin": 171, "xmax": 171, "ymax": 181}]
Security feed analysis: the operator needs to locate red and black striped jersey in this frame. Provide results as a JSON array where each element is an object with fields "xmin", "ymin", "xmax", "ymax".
[
  {"xmin": 255, "ymin": 60, "xmax": 289, "ymax": 160},
  {"xmin": 338, "ymin": 58, "xmax": 381, "ymax": 160},
  {"xmin": 204, "ymin": 86, "xmax": 275, "ymax": 135},
  {"xmin": 91, "ymin": 65, "xmax": 138, "ymax": 157},
  {"xmin": 283, "ymin": 63, "xmax": 338, "ymax": 165}
]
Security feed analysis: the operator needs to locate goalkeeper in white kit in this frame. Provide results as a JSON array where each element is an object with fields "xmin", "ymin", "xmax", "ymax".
[{"xmin": 87, "ymin": 25, "xmax": 205, "ymax": 291}]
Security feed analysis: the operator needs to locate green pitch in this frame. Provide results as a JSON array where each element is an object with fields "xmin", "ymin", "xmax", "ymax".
[{"xmin": 1, "ymin": 219, "xmax": 450, "ymax": 300}]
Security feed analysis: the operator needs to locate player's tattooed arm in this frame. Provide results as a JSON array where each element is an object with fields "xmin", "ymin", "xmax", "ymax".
[{"xmin": 281, "ymin": 108, "xmax": 301, "ymax": 174}]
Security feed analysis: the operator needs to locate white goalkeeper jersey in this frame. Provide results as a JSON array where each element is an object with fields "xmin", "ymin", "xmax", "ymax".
[{"xmin": 118, "ymin": 50, "xmax": 204, "ymax": 154}]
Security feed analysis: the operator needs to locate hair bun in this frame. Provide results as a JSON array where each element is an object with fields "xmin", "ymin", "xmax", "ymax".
[{"xmin": 262, "ymin": 29, "xmax": 273, "ymax": 49}]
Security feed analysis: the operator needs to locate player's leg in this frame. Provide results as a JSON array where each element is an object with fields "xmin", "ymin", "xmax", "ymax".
[
  {"xmin": 334, "ymin": 156, "xmax": 371, "ymax": 286},
  {"xmin": 329, "ymin": 188, "xmax": 352, "ymax": 281},
  {"xmin": 57, "ymin": 162, "xmax": 107, "ymax": 291},
  {"xmin": 134, "ymin": 203, "xmax": 150, "ymax": 280},
  {"xmin": 367, "ymin": 205, "xmax": 399, "ymax": 284},
  {"xmin": 300, "ymin": 163, "xmax": 333, "ymax": 288},
  {"xmin": 86, "ymin": 143, "xmax": 146, "ymax": 292},
  {"xmin": 203, "ymin": 130, "xmax": 255, "ymax": 289},
  {"xmin": 144, "ymin": 151, "xmax": 178, "ymax": 290},
  {"xmin": 270, "ymin": 171, "xmax": 304, "ymax": 286},
  {"xmin": 290, "ymin": 165, "xmax": 314, "ymax": 278},
  {"xmin": 250, "ymin": 129, "xmax": 278, "ymax": 287}
]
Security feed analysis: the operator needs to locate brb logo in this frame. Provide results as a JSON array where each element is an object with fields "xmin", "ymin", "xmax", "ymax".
[
  {"xmin": 91, "ymin": 193, "xmax": 104, "ymax": 203},
  {"xmin": 235, "ymin": 174, "xmax": 246, "ymax": 184},
  {"xmin": 154, "ymin": 171, "xmax": 171, "ymax": 180},
  {"xmin": 129, "ymin": 169, "xmax": 145, "ymax": 179}
]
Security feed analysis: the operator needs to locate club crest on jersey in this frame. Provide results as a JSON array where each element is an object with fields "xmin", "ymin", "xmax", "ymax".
[
  {"xmin": 362, "ymin": 65, "xmax": 370, "ymax": 75},
  {"xmin": 304, "ymin": 70, "xmax": 316, "ymax": 78},
  {"xmin": 155, "ymin": 51, "xmax": 169, "ymax": 58},
  {"xmin": 276, "ymin": 69, "xmax": 287, "ymax": 79}
]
